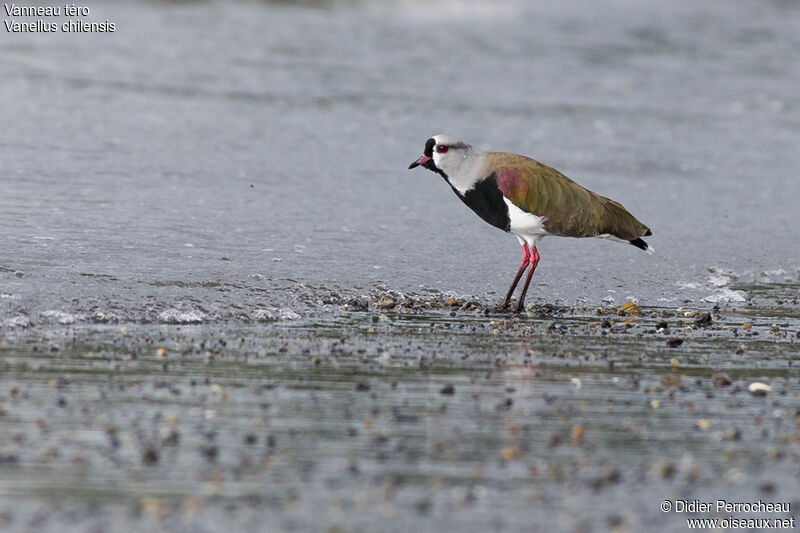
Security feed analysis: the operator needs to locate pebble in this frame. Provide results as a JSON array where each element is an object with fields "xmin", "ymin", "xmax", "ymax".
[
  {"xmin": 747, "ymin": 382, "xmax": 771, "ymax": 396},
  {"xmin": 712, "ymin": 373, "xmax": 732, "ymax": 387},
  {"xmin": 693, "ymin": 312, "xmax": 713, "ymax": 327}
]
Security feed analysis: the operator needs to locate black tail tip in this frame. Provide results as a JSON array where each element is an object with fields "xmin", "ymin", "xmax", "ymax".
[{"xmin": 629, "ymin": 237, "xmax": 652, "ymax": 252}]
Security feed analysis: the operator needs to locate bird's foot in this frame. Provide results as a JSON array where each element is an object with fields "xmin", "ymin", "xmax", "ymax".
[{"xmin": 494, "ymin": 300, "xmax": 519, "ymax": 314}]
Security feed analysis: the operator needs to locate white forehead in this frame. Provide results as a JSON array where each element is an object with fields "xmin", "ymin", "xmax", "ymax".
[{"xmin": 432, "ymin": 134, "xmax": 467, "ymax": 146}]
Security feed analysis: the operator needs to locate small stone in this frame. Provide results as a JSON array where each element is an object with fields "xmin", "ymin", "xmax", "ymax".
[
  {"xmin": 591, "ymin": 468, "xmax": 621, "ymax": 490},
  {"xmin": 162, "ymin": 430, "xmax": 179, "ymax": 446},
  {"xmin": 659, "ymin": 462, "xmax": 677, "ymax": 479},
  {"xmin": 142, "ymin": 446, "xmax": 159, "ymax": 465},
  {"xmin": 439, "ymin": 384, "xmax": 455, "ymax": 395},
  {"xmin": 666, "ymin": 337, "xmax": 683, "ymax": 348},
  {"xmin": 747, "ymin": 382, "xmax": 771, "ymax": 396},
  {"xmin": 760, "ymin": 481, "xmax": 776, "ymax": 494},
  {"xmin": 741, "ymin": 322, "xmax": 752, "ymax": 330},
  {"xmin": 495, "ymin": 398, "xmax": 513, "ymax": 411},
  {"xmin": 712, "ymin": 373, "xmax": 732, "ymax": 387},
  {"xmin": 200, "ymin": 446, "xmax": 218, "ymax": 461},
  {"xmin": 723, "ymin": 427, "xmax": 742, "ymax": 440},
  {"xmin": 693, "ymin": 312, "xmax": 713, "ymax": 327}
]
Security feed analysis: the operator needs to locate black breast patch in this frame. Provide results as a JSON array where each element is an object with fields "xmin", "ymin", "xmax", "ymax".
[{"xmin": 449, "ymin": 172, "xmax": 510, "ymax": 232}]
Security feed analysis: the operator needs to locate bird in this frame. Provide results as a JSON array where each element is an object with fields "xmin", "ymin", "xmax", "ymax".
[{"xmin": 408, "ymin": 134, "xmax": 653, "ymax": 313}]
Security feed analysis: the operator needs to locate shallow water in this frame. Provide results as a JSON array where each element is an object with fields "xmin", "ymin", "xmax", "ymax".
[
  {"xmin": 2, "ymin": 0, "xmax": 800, "ymax": 531},
  {"xmin": 3, "ymin": 0, "xmax": 800, "ymax": 323}
]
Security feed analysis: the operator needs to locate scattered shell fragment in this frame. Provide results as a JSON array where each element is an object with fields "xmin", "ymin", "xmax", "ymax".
[
  {"xmin": 140, "ymin": 497, "xmax": 169, "ymax": 518},
  {"xmin": 376, "ymin": 296, "xmax": 396, "ymax": 309},
  {"xmin": 696, "ymin": 418, "xmax": 710, "ymax": 430},
  {"xmin": 661, "ymin": 375, "xmax": 680, "ymax": 388},
  {"xmin": 501, "ymin": 446, "xmax": 518, "ymax": 461},
  {"xmin": 618, "ymin": 300, "xmax": 641, "ymax": 315},
  {"xmin": 570, "ymin": 424, "xmax": 584, "ymax": 446}
]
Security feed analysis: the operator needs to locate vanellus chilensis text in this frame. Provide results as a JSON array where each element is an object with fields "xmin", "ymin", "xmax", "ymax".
[{"xmin": 409, "ymin": 135, "xmax": 653, "ymax": 312}]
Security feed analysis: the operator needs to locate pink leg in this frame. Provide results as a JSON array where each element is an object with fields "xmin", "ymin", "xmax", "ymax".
[
  {"xmin": 515, "ymin": 244, "xmax": 540, "ymax": 313},
  {"xmin": 501, "ymin": 242, "xmax": 531, "ymax": 309}
]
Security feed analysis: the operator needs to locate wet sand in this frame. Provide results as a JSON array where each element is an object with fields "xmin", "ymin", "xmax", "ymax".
[{"xmin": 1, "ymin": 284, "xmax": 798, "ymax": 532}]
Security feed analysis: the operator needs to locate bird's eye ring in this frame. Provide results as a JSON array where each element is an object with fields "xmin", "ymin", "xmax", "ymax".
[{"xmin": 436, "ymin": 145, "xmax": 449, "ymax": 154}]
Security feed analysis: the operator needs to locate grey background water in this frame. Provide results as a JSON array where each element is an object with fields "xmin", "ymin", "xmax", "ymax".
[
  {"xmin": 1, "ymin": 2, "xmax": 800, "ymax": 533},
  {"xmin": 2, "ymin": 0, "xmax": 799, "ymax": 324}
]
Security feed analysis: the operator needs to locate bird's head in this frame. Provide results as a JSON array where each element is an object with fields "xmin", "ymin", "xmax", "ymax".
[{"xmin": 408, "ymin": 134, "xmax": 473, "ymax": 177}]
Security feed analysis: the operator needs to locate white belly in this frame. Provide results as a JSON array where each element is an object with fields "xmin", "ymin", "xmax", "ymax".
[{"xmin": 504, "ymin": 198, "xmax": 548, "ymax": 244}]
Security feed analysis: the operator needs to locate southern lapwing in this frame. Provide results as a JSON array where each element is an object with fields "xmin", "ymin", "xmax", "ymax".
[{"xmin": 408, "ymin": 134, "xmax": 653, "ymax": 312}]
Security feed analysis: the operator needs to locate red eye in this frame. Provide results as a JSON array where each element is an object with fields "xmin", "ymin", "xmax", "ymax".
[{"xmin": 436, "ymin": 145, "xmax": 449, "ymax": 153}]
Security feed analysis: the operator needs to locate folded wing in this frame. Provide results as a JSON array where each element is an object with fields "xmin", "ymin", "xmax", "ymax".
[{"xmin": 490, "ymin": 152, "xmax": 651, "ymax": 240}]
